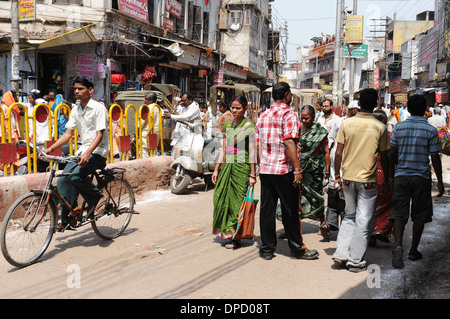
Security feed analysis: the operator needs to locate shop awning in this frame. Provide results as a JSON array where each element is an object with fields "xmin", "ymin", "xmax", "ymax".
[{"xmin": 36, "ymin": 25, "xmax": 98, "ymax": 50}]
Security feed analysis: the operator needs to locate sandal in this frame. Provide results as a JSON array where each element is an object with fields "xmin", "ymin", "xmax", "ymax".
[
  {"xmin": 57, "ymin": 223, "xmax": 76, "ymax": 232},
  {"xmin": 408, "ymin": 251, "xmax": 423, "ymax": 261},
  {"xmin": 225, "ymin": 240, "xmax": 241, "ymax": 250}
]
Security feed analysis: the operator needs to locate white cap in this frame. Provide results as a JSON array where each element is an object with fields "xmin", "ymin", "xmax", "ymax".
[{"xmin": 348, "ymin": 100, "xmax": 360, "ymax": 109}]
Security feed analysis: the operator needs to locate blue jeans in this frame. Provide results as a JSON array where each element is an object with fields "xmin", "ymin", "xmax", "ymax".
[
  {"xmin": 333, "ymin": 180, "xmax": 377, "ymax": 267},
  {"xmin": 57, "ymin": 154, "xmax": 106, "ymax": 224}
]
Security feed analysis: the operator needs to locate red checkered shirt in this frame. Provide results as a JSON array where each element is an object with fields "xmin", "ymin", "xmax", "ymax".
[{"xmin": 255, "ymin": 102, "xmax": 301, "ymax": 175}]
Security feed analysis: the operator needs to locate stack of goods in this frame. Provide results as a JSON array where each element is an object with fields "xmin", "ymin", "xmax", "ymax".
[
  {"xmin": 437, "ymin": 126, "xmax": 450, "ymax": 156},
  {"xmin": 111, "ymin": 74, "xmax": 126, "ymax": 101}
]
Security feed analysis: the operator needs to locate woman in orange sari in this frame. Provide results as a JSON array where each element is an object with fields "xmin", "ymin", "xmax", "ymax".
[
  {"xmin": 371, "ymin": 110, "xmax": 394, "ymax": 245},
  {"xmin": 0, "ymin": 90, "xmax": 21, "ymax": 172}
]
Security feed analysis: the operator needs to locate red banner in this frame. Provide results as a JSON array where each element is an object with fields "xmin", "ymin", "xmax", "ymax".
[
  {"xmin": 165, "ymin": 0, "xmax": 182, "ymax": 19},
  {"xmin": 163, "ymin": 17, "xmax": 175, "ymax": 31},
  {"xmin": 118, "ymin": 0, "xmax": 149, "ymax": 23}
]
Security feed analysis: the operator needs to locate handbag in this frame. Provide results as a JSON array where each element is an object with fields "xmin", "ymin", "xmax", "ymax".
[{"xmin": 233, "ymin": 186, "xmax": 259, "ymax": 240}]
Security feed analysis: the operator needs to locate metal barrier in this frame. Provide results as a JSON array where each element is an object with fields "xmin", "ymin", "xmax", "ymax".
[
  {"xmin": 1, "ymin": 102, "xmax": 30, "ymax": 176},
  {"xmin": 1, "ymin": 102, "xmax": 164, "ymax": 176}
]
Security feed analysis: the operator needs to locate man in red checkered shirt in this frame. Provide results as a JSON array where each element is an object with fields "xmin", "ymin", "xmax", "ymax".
[{"xmin": 256, "ymin": 82, "xmax": 319, "ymax": 260}]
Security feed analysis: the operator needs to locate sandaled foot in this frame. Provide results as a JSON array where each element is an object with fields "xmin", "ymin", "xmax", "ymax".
[
  {"xmin": 57, "ymin": 223, "xmax": 76, "ymax": 232},
  {"xmin": 392, "ymin": 246, "xmax": 404, "ymax": 269},
  {"xmin": 225, "ymin": 240, "xmax": 241, "ymax": 250},
  {"xmin": 408, "ymin": 250, "xmax": 423, "ymax": 261},
  {"xmin": 319, "ymin": 224, "xmax": 331, "ymax": 241}
]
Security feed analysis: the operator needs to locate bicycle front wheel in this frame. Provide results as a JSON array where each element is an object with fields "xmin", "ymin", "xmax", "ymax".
[
  {"xmin": 92, "ymin": 179, "xmax": 134, "ymax": 240},
  {"xmin": 1, "ymin": 192, "xmax": 56, "ymax": 267}
]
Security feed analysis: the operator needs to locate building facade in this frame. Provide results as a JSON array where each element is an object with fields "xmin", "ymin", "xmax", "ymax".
[{"xmin": 0, "ymin": 0, "xmax": 276, "ymax": 106}]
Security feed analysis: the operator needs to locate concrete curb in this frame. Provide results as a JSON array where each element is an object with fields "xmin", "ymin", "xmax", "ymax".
[{"xmin": 0, "ymin": 156, "xmax": 174, "ymax": 220}]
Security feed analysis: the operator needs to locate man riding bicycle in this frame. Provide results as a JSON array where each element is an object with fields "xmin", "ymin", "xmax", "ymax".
[{"xmin": 41, "ymin": 76, "xmax": 110, "ymax": 231}]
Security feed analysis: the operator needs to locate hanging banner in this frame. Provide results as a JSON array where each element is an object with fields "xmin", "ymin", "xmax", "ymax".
[
  {"xmin": 345, "ymin": 15, "xmax": 364, "ymax": 44},
  {"xmin": 118, "ymin": 0, "xmax": 149, "ymax": 23},
  {"xmin": 165, "ymin": 0, "xmax": 183, "ymax": 19},
  {"xmin": 19, "ymin": 0, "xmax": 36, "ymax": 21}
]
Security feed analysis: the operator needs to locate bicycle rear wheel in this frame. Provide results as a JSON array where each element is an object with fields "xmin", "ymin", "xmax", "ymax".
[
  {"xmin": 1, "ymin": 192, "xmax": 56, "ymax": 267},
  {"xmin": 91, "ymin": 179, "xmax": 134, "ymax": 240}
]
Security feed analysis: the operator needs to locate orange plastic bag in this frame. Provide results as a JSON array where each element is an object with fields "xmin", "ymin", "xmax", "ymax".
[{"xmin": 233, "ymin": 187, "xmax": 258, "ymax": 240}]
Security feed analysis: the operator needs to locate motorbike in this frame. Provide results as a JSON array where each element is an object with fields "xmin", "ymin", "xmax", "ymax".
[{"xmin": 170, "ymin": 120, "xmax": 221, "ymax": 194}]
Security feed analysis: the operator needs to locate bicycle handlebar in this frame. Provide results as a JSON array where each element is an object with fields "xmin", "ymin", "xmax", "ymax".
[{"xmin": 39, "ymin": 151, "xmax": 79, "ymax": 163}]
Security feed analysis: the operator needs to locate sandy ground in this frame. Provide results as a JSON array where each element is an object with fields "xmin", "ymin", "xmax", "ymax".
[{"xmin": 0, "ymin": 157, "xmax": 449, "ymax": 302}]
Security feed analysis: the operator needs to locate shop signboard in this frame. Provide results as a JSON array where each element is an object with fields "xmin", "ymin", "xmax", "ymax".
[
  {"xmin": 222, "ymin": 62, "xmax": 247, "ymax": 80},
  {"xmin": 436, "ymin": 88, "xmax": 448, "ymax": 103},
  {"xmin": 163, "ymin": 17, "xmax": 175, "ymax": 31},
  {"xmin": 177, "ymin": 44, "xmax": 200, "ymax": 66},
  {"xmin": 213, "ymin": 70, "xmax": 224, "ymax": 85},
  {"xmin": 373, "ymin": 67, "xmax": 379, "ymax": 91},
  {"xmin": 118, "ymin": 0, "xmax": 149, "ymax": 23},
  {"xmin": 418, "ymin": 30, "xmax": 438, "ymax": 67},
  {"xmin": 165, "ymin": 0, "xmax": 183, "ymax": 19},
  {"xmin": 19, "ymin": 0, "xmax": 35, "ymax": 21},
  {"xmin": 343, "ymin": 44, "xmax": 368, "ymax": 59},
  {"xmin": 199, "ymin": 52, "xmax": 215, "ymax": 69},
  {"xmin": 77, "ymin": 54, "xmax": 95, "ymax": 78}
]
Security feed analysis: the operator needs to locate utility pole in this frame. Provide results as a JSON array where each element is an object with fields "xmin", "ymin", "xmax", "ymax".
[
  {"xmin": 332, "ymin": 0, "xmax": 344, "ymax": 108},
  {"xmin": 349, "ymin": 0, "xmax": 358, "ymax": 103},
  {"xmin": 11, "ymin": 0, "xmax": 21, "ymax": 91}
]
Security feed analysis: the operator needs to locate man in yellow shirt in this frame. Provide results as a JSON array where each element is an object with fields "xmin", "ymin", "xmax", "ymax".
[{"xmin": 332, "ymin": 88, "xmax": 391, "ymax": 272}]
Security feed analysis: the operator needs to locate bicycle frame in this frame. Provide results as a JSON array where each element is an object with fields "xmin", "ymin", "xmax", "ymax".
[
  {"xmin": 29, "ymin": 159, "xmax": 74, "ymax": 232},
  {"xmin": 30, "ymin": 153, "xmax": 128, "ymax": 232}
]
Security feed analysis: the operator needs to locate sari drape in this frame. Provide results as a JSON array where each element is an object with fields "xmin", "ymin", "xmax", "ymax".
[
  {"xmin": 212, "ymin": 118, "xmax": 254, "ymax": 239},
  {"xmin": 299, "ymin": 123, "xmax": 328, "ymax": 220}
]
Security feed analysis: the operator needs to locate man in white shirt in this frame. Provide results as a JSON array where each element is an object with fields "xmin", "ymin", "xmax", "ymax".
[
  {"xmin": 428, "ymin": 107, "xmax": 446, "ymax": 128},
  {"xmin": 163, "ymin": 93, "xmax": 202, "ymax": 145},
  {"xmin": 321, "ymin": 100, "xmax": 360, "ymax": 241},
  {"xmin": 316, "ymin": 99, "xmax": 339, "ymax": 132},
  {"xmin": 438, "ymin": 104, "xmax": 447, "ymax": 122},
  {"xmin": 42, "ymin": 76, "xmax": 109, "ymax": 231}
]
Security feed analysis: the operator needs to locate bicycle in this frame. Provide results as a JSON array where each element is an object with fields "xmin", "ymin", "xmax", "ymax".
[{"xmin": 1, "ymin": 152, "xmax": 136, "ymax": 268}]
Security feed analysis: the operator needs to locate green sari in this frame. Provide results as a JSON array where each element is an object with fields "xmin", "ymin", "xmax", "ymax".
[
  {"xmin": 212, "ymin": 118, "xmax": 255, "ymax": 239},
  {"xmin": 300, "ymin": 122, "xmax": 328, "ymax": 221}
]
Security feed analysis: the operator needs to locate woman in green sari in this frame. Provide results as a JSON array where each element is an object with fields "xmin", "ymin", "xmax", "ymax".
[
  {"xmin": 212, "ymin": 95, "xmax": 257, "ymax": 249},
  {"xmin": 299, "ymin": 105, "xmax": 330, "ymax": 226}
]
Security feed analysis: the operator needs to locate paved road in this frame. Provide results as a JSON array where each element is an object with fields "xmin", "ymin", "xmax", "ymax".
[{"xmin": 0, "ymin": 157, "xmax": 449, "ymax": 303}]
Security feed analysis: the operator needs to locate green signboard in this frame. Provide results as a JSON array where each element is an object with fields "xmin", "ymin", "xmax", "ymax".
[{"xmin": 343, "ymin": 44, "xmax": 368, "ymax": 59}]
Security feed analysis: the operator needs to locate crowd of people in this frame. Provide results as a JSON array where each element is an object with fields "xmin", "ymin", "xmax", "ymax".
[
  {"xmin": 0, "ymin": 88, "xmax": 71, "ymax": 145},
  {"xmin": 211, "ymin": 82, "xmax": 446, "ymax": 273},
  {"xmin": 2, "ymin": 78, "xmax": 447, "ymax": 272}
]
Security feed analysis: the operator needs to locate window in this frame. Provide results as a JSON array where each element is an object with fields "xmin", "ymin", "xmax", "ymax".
[{"xmin": 229, "ymin": 10, "xmax": 243, "ymax": 25}]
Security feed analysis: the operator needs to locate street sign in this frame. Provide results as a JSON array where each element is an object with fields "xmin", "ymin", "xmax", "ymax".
[{"xmin": 343, "ymin": 44, "xmax": 368, "ymax": 59}]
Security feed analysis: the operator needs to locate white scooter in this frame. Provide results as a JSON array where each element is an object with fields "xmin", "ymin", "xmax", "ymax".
[{"xmin": 170, "ymin": 120, "xmax": 221, "ymax": 194}]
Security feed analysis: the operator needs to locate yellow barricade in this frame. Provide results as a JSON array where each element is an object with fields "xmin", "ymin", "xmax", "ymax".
[
  {"xmin": 1, "ymin": 101, "xmax": 166, "ymax": 176},
  {"xmin": 1, "ymin": 103, "xmax": 30, "ymax": 176}
]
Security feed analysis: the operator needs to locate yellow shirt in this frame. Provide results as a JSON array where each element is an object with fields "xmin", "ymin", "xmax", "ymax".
[{"xmin": 335, "ymin": 112, "xmax": 390, "ymax": 183}]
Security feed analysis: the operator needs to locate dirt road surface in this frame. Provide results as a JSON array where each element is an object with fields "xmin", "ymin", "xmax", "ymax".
[{"xmin": 0, "ymin": 157, "xmax": 449, "ymax": 303}]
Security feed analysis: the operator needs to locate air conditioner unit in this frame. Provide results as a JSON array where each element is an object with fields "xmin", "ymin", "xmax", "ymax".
[{"xmin": 417, "ymin": 66, "xmax": 427, "ymax": 73}]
